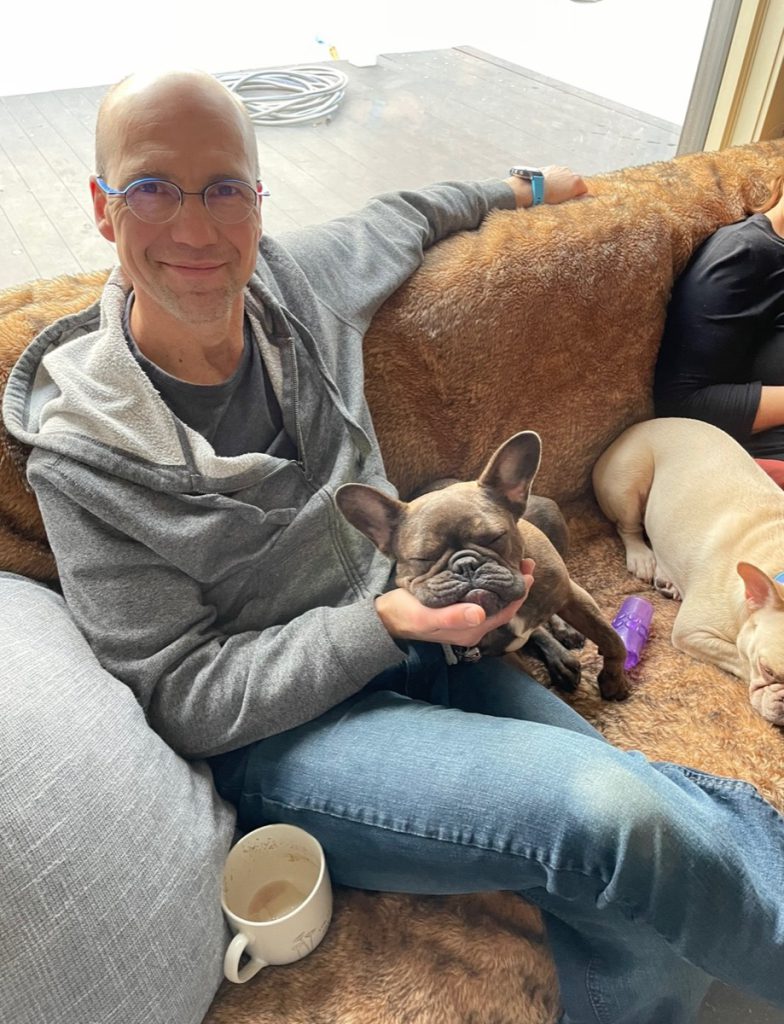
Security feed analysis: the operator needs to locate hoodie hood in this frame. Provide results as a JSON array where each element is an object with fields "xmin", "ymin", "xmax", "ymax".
[{"xmin": 3, "ymin": 264, "xmax": 371, "ymax": 495}]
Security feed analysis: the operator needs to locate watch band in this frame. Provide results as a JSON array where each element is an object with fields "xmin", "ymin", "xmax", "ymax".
[{"xmin": 509, "ymin": 166, "xmax": 545, "ymax": 206}]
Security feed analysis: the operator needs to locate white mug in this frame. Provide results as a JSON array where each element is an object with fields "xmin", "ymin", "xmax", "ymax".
[{"xmin": 221, "ymin": 823, "xmax": 333, "ymax": 983}]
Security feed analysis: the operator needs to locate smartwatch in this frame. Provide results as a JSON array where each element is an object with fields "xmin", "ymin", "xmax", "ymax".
[{"xmin": 509, "ymin": 166, "xmax": 545, "ymax": 206}]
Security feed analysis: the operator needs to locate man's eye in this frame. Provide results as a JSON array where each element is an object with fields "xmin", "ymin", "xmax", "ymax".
[
  {"xmin": 214, "ymin": 183, "xmax": 240, "ymax": 197},
  {"xmin": 137, "ymin": 181, "xmax": 163, "ymax": 193}
]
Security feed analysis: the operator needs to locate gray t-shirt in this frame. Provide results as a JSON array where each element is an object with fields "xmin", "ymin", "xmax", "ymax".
[{"xmin": 124, "ymin": 295, "xmax": 296, "ymax": 459}]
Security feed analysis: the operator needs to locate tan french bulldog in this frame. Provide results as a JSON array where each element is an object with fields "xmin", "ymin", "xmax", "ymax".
[
  {"xmin": 592, "ymin": 416, "xmax": 784, "ymax": 726},
  {"xmin": 337, "ymin": 431, "xmax": 629, "ymax": 701}
]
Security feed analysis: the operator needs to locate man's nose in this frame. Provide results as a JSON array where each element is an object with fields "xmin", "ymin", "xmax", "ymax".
[{"xmin": 168, "ymin": 194, "xmax": 220, "ymax": 245}]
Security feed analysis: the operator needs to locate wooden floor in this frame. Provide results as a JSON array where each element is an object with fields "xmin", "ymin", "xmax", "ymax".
[{"xmin": 0, "ymin": 47, "xmax": 681, "ymax": 290}]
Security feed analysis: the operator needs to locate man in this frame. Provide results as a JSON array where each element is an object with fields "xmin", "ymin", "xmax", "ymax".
[{"xmin": 4, "ymin": 69, "xmax": 784, "ymax": 1024}]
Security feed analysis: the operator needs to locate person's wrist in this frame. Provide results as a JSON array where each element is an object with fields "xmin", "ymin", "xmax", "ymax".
[
  {"xmin": 504, "ymin": 175, "xmax": 534, "ymax": 209},
  {"xmin": 508, "ymin": 166, "xmax": 545, "ymax": 207}
]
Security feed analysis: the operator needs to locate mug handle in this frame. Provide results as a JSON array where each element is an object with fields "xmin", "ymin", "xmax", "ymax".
[{"xmin": 224, "ymin": 932, "xmax": 268, "ymax": 984}]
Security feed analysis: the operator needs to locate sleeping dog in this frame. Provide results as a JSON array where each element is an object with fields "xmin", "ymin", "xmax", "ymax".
[
  {"xmin": 593, "ymin": 416, "xmax": 784, "ymax": 726},
  {"xmin": 337, "ymin": 431, "xmax": 629, "ymax": 701}
]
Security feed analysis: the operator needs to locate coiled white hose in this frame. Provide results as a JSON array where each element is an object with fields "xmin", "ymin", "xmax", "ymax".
[{"xmin": 218, "ymin": 66, "xmax": 349, "ymax": 126}]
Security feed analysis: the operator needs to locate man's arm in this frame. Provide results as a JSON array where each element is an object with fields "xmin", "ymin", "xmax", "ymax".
[
  {"xmin": 29, "ymin": 464, "xmax": 406, "ymax": 761},
  {"xmin": 278, "ymin": 168, "xmax": 586, "ymax": 335}
]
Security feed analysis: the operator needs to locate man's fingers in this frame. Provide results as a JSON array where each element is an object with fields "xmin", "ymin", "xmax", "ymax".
[{"xmin": 432, "ymin": 602, "xmax": 486, "ymax": 631}]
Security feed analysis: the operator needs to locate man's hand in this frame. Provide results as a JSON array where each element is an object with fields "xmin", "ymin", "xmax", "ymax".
[
  {"xmin": 505, "ymin": 165, "xmax": 588, "ymax": 208},
  {"xmin": 375, "ymin": 559, "xmax": 535, "ymax": 647}
]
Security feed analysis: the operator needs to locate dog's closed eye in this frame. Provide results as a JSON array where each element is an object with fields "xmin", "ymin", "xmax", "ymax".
[
  {"xmin": 477, "ymin": 531, "xmax": 509, "ymax": 547},
  {"xmin": 759, "ymin": 659, "xmax": 783, "ymax": 682}
]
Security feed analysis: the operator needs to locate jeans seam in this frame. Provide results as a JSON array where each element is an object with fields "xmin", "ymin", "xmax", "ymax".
[
  {"xmin": 664, "ymin": 764, "xmax": 760, "ymax": 794},
  {"xmin": 586, "ymin": 955, "xmax": 611, "ymax": 1024},
  {"xmin": 260, "ymin": 794, "xmax": 615, "ymax": 886}
]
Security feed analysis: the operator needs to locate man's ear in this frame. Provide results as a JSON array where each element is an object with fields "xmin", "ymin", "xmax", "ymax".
[
  {"xmin": 90, "ymin": 175, "xmax": 116, "ymax": 243},
  {"xmin": 335, "ymin": 484, "xmax": 405, "ymax": 556},
  {"xmin": 478, "ymin": 431, "xmax": 542, "ymax": 515},
  {"xmin": 738, "ymin": 561, "xmax": 784, "ymax": 612}
]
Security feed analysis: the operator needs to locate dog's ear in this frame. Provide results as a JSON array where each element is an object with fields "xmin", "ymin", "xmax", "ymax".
[
  {"xmin": 335, "ymin": 484, "xmax": 405, "ymax": 556},
  {"xmin": 737, "ymin": 562, "xmax": 784, "ymax": 612},
  {"xmin": 478, "ymin": 431, "xmax": 542, "ymax": 515}
]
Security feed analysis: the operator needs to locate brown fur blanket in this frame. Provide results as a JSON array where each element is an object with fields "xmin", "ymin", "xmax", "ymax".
[{"xmin": 2, "ymin": 140, "xmax": 784, "ymax": 1024}]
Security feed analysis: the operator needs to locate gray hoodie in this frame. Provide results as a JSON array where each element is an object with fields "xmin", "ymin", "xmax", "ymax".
[{"xmin": 3, "ymin": 181, "xmax": 515, "ymax": 759}]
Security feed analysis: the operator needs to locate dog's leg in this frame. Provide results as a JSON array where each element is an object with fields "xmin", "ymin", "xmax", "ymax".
[
  {"xmin": 671, "ymin": 602, "xmax": 744, "ymax": 678},
  {"xmin": 593, "ymin": 445, "xmax": 656, "ymax": 581},
  {"xmin": 558, "ymin": 583, "xmax": 630, "ymax": 700},
  {"xmin": 547, "ymin": 613, "xmax": 585, "ymax": 650},
  {"xmin": 523, "ymin": 627, "xmax": 582, "ymax": 692}
]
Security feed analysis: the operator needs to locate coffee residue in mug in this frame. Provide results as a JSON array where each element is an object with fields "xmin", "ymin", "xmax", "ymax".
[{"xmin": 246, "ymin": 879, "xmax": 306, "ymax": 922}]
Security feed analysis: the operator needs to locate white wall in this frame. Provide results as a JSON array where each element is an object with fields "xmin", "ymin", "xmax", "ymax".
[{"xmin": 5, "ymin": 0, "xmax": 713, "ymax": 123}]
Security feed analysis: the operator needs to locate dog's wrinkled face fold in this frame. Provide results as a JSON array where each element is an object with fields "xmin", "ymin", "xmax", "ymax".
[
  {"xmin": 393, "ymin": 483, "xmax": 526, "ymax": 614},
  {"xmin": 737, "ymin": 561, "xmax": 784, "ymax": 724},
  {"xmin": 336, "ymin": 431, "xmax": 541, "ymax": 616}
]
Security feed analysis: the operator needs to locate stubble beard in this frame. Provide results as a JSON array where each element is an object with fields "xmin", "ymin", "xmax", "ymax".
[{"xmin": 153, "ymin": 274, "xmax": 243, "ymax": 326}]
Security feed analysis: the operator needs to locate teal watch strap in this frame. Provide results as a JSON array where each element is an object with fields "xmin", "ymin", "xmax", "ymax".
[
  {"xmin": 509, "ymin": 166, "xmax": 545, "ymax": 206},
  {"xmin": 530, "ymin": 172, "xmax": 545, "ymax": 206}
]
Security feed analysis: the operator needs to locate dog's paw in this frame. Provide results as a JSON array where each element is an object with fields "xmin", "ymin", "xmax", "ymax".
[
  {"xmin": 624, "ymin": 541, "xmax": 656, "ymax": 583},
  {"xmin": 547, "ymin": 614, "xmax": 585, "ymax": 650},
  {"xmin": 597, "ymin": 668, "xmax": 631, "ymax": 701},
  {"xmin": 653, "ymin": 576, "xmax": 682, "ymax": 601},
  {"xmin": 548, "ymin": 653, "xmax": 582, "ymax": 693}
]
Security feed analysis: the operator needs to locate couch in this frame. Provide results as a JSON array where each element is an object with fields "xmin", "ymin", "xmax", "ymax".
[{"xmin": 2, "ymin": 139, "xmax": 783, "ymax": 1024}]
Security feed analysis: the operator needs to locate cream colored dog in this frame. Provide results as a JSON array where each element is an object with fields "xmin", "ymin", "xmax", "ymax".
[{"xmin": 592, "ymin": 417, "xmax": 784, "ymax": 726}]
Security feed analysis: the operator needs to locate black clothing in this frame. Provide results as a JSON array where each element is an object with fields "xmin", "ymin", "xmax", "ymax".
[{"xmin": 654, "ymin": 213, "xmax": 784, "ymax": 460}]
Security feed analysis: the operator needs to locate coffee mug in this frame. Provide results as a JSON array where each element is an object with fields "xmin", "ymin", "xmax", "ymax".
[{"xmin": 221, "ymin": 823, "xmax": 333, "ymax": 983}]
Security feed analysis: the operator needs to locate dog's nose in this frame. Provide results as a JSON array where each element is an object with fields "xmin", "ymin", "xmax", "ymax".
[{"xmin": 448, "ymin": 550, "xmax": 481, "ymax": 576}]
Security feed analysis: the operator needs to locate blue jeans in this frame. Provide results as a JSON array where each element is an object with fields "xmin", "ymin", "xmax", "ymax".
[{"xmin": 210, "ymin": 643, "xmax": 784, "ymax": 1024}]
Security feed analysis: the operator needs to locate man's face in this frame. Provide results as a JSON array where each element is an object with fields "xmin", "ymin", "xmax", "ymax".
[{"xmin": 91, "ymin": 83, "xmax": 261, "ymax": 331}]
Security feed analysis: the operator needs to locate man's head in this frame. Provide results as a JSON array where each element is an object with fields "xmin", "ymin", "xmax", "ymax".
[{"xmin": 91, "ymin": 69, "xmax": 262, "ymax": 335}]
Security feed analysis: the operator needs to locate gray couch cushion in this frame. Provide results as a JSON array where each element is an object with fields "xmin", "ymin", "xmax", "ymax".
[{"xmin": 0, "ymin": 573, "xmax": 236, "ymax": 1024}]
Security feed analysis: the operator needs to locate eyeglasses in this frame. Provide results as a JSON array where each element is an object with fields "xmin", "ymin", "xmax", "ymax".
[{"xmin": 95, "ymin": 176, "xmax": 270, "ymax": 224}]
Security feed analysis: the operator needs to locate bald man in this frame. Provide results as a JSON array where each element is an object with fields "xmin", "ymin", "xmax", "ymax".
[{"xmin": 5, "ymin": 69, "xmax": 784, "ymax": 1024}]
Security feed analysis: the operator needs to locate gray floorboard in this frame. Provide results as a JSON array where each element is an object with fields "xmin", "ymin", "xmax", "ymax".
[{"xmin": 0, "ymin": 47, "xmax": 681, "ymax": 288}]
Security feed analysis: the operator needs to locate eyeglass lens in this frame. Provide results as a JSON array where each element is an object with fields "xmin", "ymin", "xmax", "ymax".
[{"xmin": 126, "ymin": 180, "xmax": 259, "ymax": 224}]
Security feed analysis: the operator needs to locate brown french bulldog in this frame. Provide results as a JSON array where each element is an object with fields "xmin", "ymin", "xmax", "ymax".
[{"xmin": 336, "ymin": 431, "xmax": 630, "ymax": 701}]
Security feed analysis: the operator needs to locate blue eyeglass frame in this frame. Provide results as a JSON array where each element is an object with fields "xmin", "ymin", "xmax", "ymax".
[{"xmin": 95, "ymin": 176, "xmax": 271, "ymax": 215}]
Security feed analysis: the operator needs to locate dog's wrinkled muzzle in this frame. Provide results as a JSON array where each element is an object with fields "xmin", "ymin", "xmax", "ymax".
[{"xmin": 414, "ymin": 550, "xmax": 526, "ymax": 614}]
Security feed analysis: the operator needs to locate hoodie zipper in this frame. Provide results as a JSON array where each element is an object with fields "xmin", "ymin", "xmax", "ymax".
[{"xmin": 284, "ymin": 331, "xmax": 310, "ymax": 482}]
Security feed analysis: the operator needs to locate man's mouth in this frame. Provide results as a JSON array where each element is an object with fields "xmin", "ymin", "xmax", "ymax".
[{"xmin": 161, "ymin": 261, "xmax": 226, "ymax": 276}]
